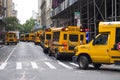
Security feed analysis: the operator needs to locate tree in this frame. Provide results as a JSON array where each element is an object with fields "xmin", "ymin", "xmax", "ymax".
[
  {"xmin": 17, "ymin": 24, "xmax": 24, "ymax": 33},
  {"xmin": 22, "ymin": 18, "xmax": 35, "ymax": 33},
  {"xmin": 5, "ymin": 17, "xmax": 19, "ymax": 31},
  {"xmin": 5, "ymin": 17, "xmax": 35, "ymax": 33}
]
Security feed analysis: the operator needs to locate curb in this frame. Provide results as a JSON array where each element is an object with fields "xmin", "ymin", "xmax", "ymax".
[
  {"xmin": 0, "ymin": 45, "xmax": 4, "ymax": 48},
  {"xmin": 0, "ymin": 46, "xmax": 3, "ymax": 48}
]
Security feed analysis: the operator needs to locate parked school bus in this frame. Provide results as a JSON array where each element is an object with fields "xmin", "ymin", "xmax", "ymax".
[
  {"xmin": 20, "ymin": 34, "xmax": 25, "ymax": 41},
  {"xmin": 5, "ymin": 32, "xmax": 18, "ymax": 45},
  {"xmin": 28, "ymin": 33, "xmax": 34, "ymax": 42},
  {"xmin": 34, "ymin": 30, "xmax": 43, "ymax": 45},
  {"xmin": 25, "ymin": 33, "xmax": 29, "ymax": 42},
  {"xmin": 48, "ymin": 26, "xmax": 86, "ymax": 59},
  {"xmin": 73, "ymin": 22, "xmax": 120, "ymax": 69},
  {"xmin": 43, "ymin": 28, "xmax": 53, "ymax": 53}
]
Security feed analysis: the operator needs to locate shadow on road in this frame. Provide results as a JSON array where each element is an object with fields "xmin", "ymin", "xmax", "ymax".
[{"xmin": 75, "ymin": 66, "xmax": 120, "ymax": 73}]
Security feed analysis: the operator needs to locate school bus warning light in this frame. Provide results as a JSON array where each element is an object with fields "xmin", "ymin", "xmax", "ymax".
[{"xmin": 117, "ymin": 42, "xmax": 120, "ymax": 50}]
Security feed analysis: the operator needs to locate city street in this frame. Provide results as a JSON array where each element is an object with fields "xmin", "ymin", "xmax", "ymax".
[{"xmin": 0, "ymin": 42, "xmax": 120, "ymax": 80}]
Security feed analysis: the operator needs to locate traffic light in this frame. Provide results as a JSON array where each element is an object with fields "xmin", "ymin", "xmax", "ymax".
[
  {"xmin": 85, "ymin": 28, "xmax": 90, "ymax": 43},
  {"xmin": 86, "ymin": 32, "xmax": 89, "ymax": 43}
]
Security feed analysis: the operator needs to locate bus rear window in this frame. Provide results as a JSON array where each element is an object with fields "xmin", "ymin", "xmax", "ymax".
[
  {"xmin": 46, "ymin": 34, "xmax": 51, "ymax": 40},
  {"xmin": 80, "ymin": 35, "xmax": 84, "ymax": 41},
  {"xmin": 69, "ymin": 35, "xmax": 78, "ymax": 42},
  {"xmin": 8, "ymin": 33, "xmax": 16, "ymax": 38},
  {"xmin": 25, "ymin": 34, "xmax": 29, "ymax": 37},
  {"xmin": 37, "ymin": 34, "xmax": 39, "ymax": 37},
  {"xmin": 53, "ymin": 32, "xmax": 60, "ymax": 42}
]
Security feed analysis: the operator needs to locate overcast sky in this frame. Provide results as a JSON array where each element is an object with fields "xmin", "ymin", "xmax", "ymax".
[{"xmin": 13, "ymin": 0, "xmax": 38, "ymax": 24}]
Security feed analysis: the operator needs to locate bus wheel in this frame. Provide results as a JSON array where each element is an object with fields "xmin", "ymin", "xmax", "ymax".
[
  {"xmin": 35, "ymin": 43, "xmax": 37, "ymax": 45},
  {"xmin": 78, "ymin": 56, "xmax": 89, "ymax": 69},
  {"xmin": 15, "ymin": 43, "xmax": 17, "ymax": 45},
  {"xmin": 93, "ymin": 63, "xmax": 102, "ymax": 69},
  {"xmin": 55, "ymin": 52, "xmax": 60, "ymax": 60},
  {"xmin": 48, "ymin": 49, "xmax": 52, "ymax": 56},
  {"xmin": 44, "ymin": 48, "xmax": 48, "ymax": 54},
  {"xmin": 7, "ymin": 43, "xmax": 9, "ymax": 45}
]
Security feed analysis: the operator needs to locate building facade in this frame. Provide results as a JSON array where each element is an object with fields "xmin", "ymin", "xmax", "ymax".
[
  {"xmin": 12, "ymin": 3, "xmax": 17, "ymax": 17},
  {"xmin": 40, "ymin": 0, "xmax": 47, "ymax": 29},
  {"xmin": 38, "ymin": 0, "xmax": 42, "ymax": 26},
  {"xmin": 50, "ymin": 0, "xmax": 120, "ymax": 42},
  {"xmin": 38, "ymin": 0, "xmax": 53, "ymax": 29},
  {"xmin": 0, "ymin": 0, "xmax": 6, "ymax": 43},
  {"xmin": 46, "ymin": 0, "xmax": 52, "ymax": 27},
  {"xmin": 6, "ymin": 0, "xmax": 12, "ymax": 17},
  {"xmin": 0, "ymin": 0, "xmax": 16, "ymax": 43}
]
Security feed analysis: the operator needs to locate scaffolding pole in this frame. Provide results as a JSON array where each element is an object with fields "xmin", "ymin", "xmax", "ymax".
[
  {"xmin": 112, "ymin": 0, "xmax": 114, "ymax": 21},
  {"xmin": 87, "ymin": 0, "xmax": 90, "ymax": 42},
  {"xmin": 115, "ymin": 0, "xmax": 117, "ymax": 21},
  {"xmin": 94, "ymin": 0, "xmax": 97, "ymax": 36},
  {"xmin": 105, "ymin": 0, "xmax": 107, "ymax": 21}
]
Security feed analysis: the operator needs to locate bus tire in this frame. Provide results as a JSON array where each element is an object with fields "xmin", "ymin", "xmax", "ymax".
[
  {"xmin": 48, "ymin": 49, "xmax": 52, "ymax": 56},
  {"xmin": 93, "ymin": 63, "xmax": 102, "ymax": 69},
  {"xmin": 35, "ymin": 43, "xmax": 37, "ymax": 45},
  {"xmin": 15, "ymin": 43, "xmax": 17, "ymax": 45},
  {"xmin": 78, "ymin": 56, "xmax": 89, "ymax": 69},
  {"xmin": 7, "ymin": 43, "xmax": 9, "ymax": 45},
  {"xmin": 44, "ymin": 49, "xmax": 48, "ymax": 54},
  {"xmin": 55, "ymin": 52, "xmax": 60, "ymax": 60}
]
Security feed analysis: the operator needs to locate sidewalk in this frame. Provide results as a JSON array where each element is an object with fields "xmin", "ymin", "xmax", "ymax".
[{"xmin": 0, "ymin": 44, "xmax": 4, "ymax": 48}]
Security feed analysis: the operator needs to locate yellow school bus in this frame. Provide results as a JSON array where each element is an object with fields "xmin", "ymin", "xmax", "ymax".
[
  {"xmin": 25, "ymin": 33, "xmax": 29, "ymax": 42},
  {"xmin": 48, "ymin": 26, "xmax": 86, "ymax": 59},
  {"xmin": 24, "ymin": 33, "xmax": 35, "ymax": 42},
  {"xmin": 73, "ymin": 22, "xmax": 120, "ymax": 70},
  {"xmin": 28, "ymin": 33, "xmax": 35, "ymax": 42},
  {"xmin": 5, "ymin": 32, "xmax": 18, "ymax": 45},
  {"xmin": 43, "ymin": 28, "xmax": 53, "ymax": 53},
  {"xmin": 20, "ymin": 34, "xmax": 25, "ymax": 41},
  {"xmin": 34, "ymin": 30, "xmax": 43, "ymax": 45}
]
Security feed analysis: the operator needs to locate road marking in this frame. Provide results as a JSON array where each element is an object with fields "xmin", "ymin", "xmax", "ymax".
[
  {"xmin": 69, "ymin": 62, "xmax": 79, "ymax": 67},
  {"xmin": 1, "ymin": 46, "xmax": 6, "ymax": 49},
  {"xmin": 57, "ymin": 61, "xmax": 73, "ymax": 69},
  {"xmin": 4, "ymin": 45, "xmax": 18, "ymax": 63},
  {"xmin": 28, "ymin": 43, "xmax": 33, "ymax": 47},
  {"xmin": 20, "ymin": 71, "xmax": 26, "ymax": 80},
  {"xmin": 16, "ymin": 62, "xmax": 22, "ymax": 70},
  {"xmin": 0, "ymin": 63, "xmax": 7, "ymax": 70},
  {"xmin": 31, "ymin": 62, "xmax": 38, "ymax": 69},
  {"xmin": 45, "ymin": 62, "xmax": 56, "ymax": 69}
]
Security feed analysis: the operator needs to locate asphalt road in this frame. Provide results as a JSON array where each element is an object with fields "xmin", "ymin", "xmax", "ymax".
[{"xmin": 0, "ymin": 42, "xmax": 120, "ymax": 80}]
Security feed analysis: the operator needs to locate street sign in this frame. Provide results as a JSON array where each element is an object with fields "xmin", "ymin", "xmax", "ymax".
[
  {"xmin": 74, "ymin": 12, "xmax": 80, "ymax": 19},
  {"xmin": 117, "ymin": 42, "xmax": 120, "ymax": 50}
]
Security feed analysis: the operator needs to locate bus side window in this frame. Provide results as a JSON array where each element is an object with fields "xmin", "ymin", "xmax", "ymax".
[
  {"xmin": 80, "ymin": 35, "xmax": 84, "ymax": 41},
  {"xmin": 116, "ymin": 28, "xmax": 120, "ymax": 44},
  {"xmin": 93, "ymin": 34, "xmax": 108, "ymax": 45},
  {"xmin": 80, "ymin": 35, "xmax": 84, "ymax": 44},
  {"xmin": 53, "ymin": 32, "xmax": 60, "ymax": 42}
]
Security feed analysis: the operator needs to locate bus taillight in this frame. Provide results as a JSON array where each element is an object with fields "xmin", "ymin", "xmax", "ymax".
[{"xmin": 62, "ymin": 42, "xmax": 67, "ymax": 50}]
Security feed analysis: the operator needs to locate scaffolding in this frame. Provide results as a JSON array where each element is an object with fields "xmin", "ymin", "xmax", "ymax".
[
  {"xmin": 80, "ymin": 0, "xmax": 120, "ymax": 39},
  {"xmin": 51, "ymin": 0, "xmax": 120, "ymax": 42}
]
